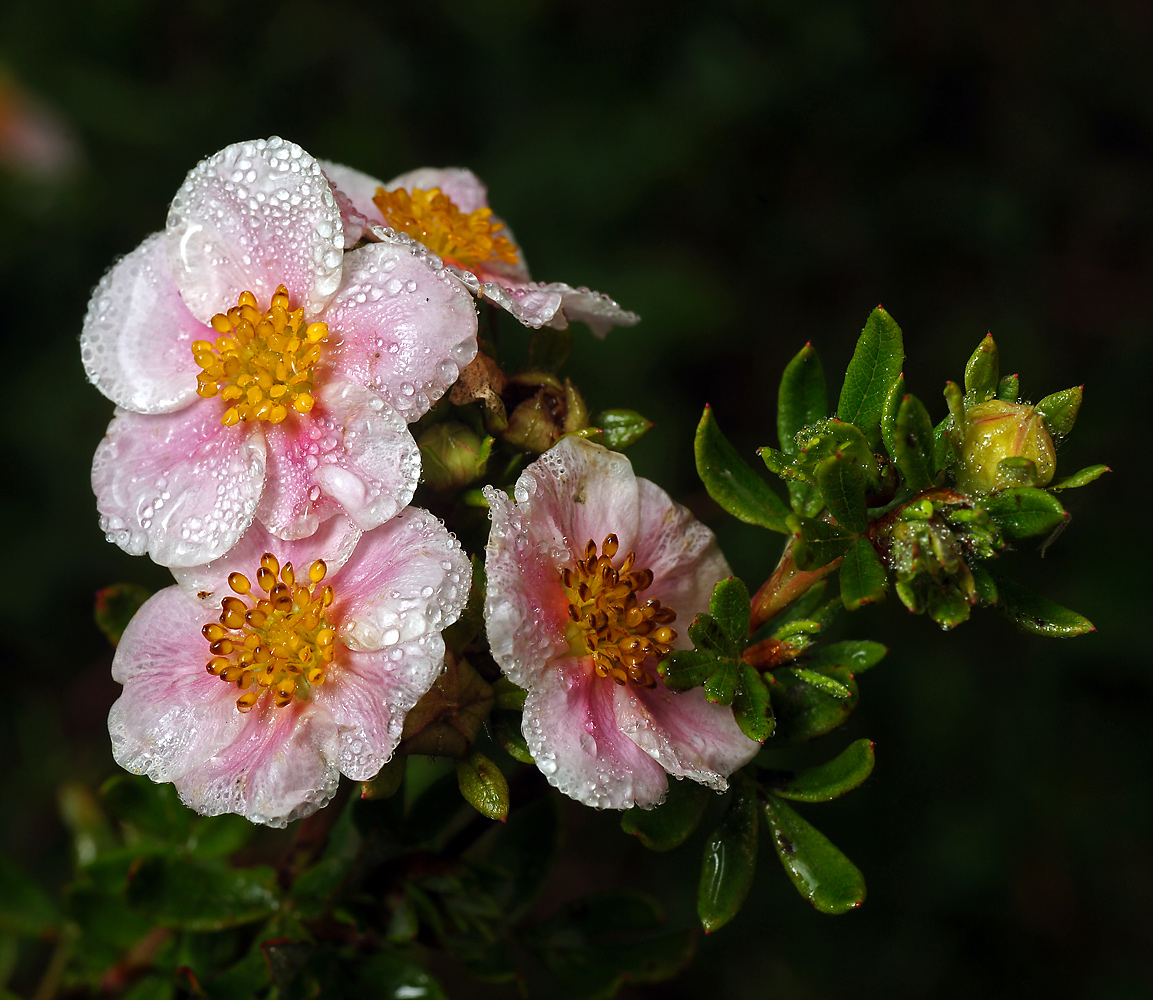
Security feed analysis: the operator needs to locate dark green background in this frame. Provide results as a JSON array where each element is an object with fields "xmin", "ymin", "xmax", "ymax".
[{"xmin": 1, "ymin": 1, "xmax": 1148, "ymax": 997}]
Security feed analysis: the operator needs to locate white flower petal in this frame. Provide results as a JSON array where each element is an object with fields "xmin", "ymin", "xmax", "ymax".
[
  {"xmin": 322, "ymin": 242, "xmax": 478, "ymax": 423},
  {"xmin": 80, "ymin": 232, "xmax": 203, "ymax": 413},
  {"xmin": 92, "ymin": 401, "xmax": 266, "ymax": 568},
  {"xmin": 167, "ymin": 136, "xmax": 344, "ymax": 323},
  {"xmin": 335, "ymin": 507, "xmax": 470, "ymax": 653}
]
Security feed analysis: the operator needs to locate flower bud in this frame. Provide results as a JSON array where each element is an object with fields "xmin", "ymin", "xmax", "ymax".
[
  {"xmin": 418, "ymin": 421, "xmax": 491, "ymax": 493},
  {"xmin": 502, "ymin": 375, "xmax": 589, "ymax": 453},
  {"xmin": 955, "ymin": 400, "xmax": 1056, "ymax": 494}
]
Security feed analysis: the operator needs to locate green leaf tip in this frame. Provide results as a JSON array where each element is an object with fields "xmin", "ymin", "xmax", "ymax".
[{"xmin": 837, "ymin": 306, "xmax": 905, "ymax": 444}]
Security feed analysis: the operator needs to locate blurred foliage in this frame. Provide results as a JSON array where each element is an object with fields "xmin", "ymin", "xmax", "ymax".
[{"xmin": 1, "ymin": 0, "xmax": 1150, "ymax": 997}]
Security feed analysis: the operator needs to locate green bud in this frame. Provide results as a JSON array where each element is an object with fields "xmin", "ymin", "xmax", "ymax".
[
  {"xmin": 417, "ymin": 421, "xmax": 492, "ymax": 493},
  {"xmin": 502, "ymin": 376, "xmax": 590, "ymax": 453},
  {"xmin": 955, "ymin": 400, "xmax": 1056, "ymax": 494}
]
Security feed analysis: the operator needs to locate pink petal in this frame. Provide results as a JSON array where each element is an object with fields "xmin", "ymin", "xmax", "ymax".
[
  {"xmin": 166, "ymin": 137, "xmax": 344, "ymax": 324},
  {"xmin": 615, "ymin": 678, "xmax": 761, "ymax": 790},
  {"xmin": 482, "ymin": 486, "xmax": 572, "ymax": 689},
  {"xmin": 80, "ymin": 232, "xmax": 204, "ymax": 413},
  {"xmin": 521, "ymin": 656, "xmax": 669, "ymax": 809},
  {"xmin": 172, "ymin": 514, "xmax": 363, "ymax": 605},
  {"xmin": 256, "ymin": 380, "xmax": 420, "ymax": 540},
  {"xmin": 514, "ymin": 437, "xmax": 642, "ymax": 559},
  {"xmin": 320, "ymin": 160, "xmax": 387, "ymax": 226},
  {"xmin": 108, "ymin": 587, "xmax": 245, "ymax": 782},
  {"xmin": 536, "ymin": 281, "xmax": 641, "ymax": 339},
  {"xmin": 313, "ymin": 633, "xmax": 446, "ymax": 781},
  {"xmin": 632, "ymin": 478, "xmax": 731, "ymax": 637},
  {"xmin": 387, "ymin": 166, "xmax": 490, "ymax": 213},
  {"xmin": 332, "ymin": 507, "xmax": 471, "ymax": 652},
  {"xmin": 92, "ymin": 400, "xmax": 266, "ymax": 568},
  {"xmin": 172, "ymin": 700, "xmax": 341, "ymax": 828},
  {"xmin": 321, "ymin": 243, "xmax": 478, "ymax": 422}
]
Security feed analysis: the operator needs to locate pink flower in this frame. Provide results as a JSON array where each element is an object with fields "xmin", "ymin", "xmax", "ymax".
[
  {"xmin": 109, "ymin": 510, "xmax": 470, "ymax": 827},
  {"xmin": 82, "ymin": 137, "xmax": 479, "ymax": 568},
  {"xmin": 483, "ymin": 437, "xmax": 759, "ymax": 810},
  {"xmin": 321, "ymin": 161, "xmax": 639, "ymax": 338}
]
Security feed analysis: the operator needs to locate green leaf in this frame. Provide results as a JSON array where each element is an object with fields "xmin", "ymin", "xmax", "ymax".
[
  {"xmin": 984, "ymin": 487, "xmax": 1068, "ymax": 539},
  {"xmin": 457, "ymin": 750, "xmax": 510, "ymax": 822},
  {"xmin": 880, "ymin": 372, "xmax": 905, "ymax": 460},
  {"xmin": 0, "ymin": 856, "xmax": 58, "ymax": 936},
  {"xmin": 493, "ymin": 676, "xmax": 527, "ymax": 711},
  {"xmin": 189, "ymin": 814, "xmax": 258, "ymax": 860},
  {"xmin": 789, "ymin": 668, "xmax": 852, "ymax": 699},
  {"xmin": 765, "ymin": 739, "xmax": 876, "ymax": 802},
  {"xmin": 792, "ymin": 516, "xmax": 853, "ymax": 571},
  {"xmin": 1035, "ymin": 386, "xmax": 1082, "ymax": 438},
  {"xmin": 696, "ymin": 407, "xmax": 790, "ymax": 532},
  {"xmin": 622, "ymin": 779, "xmax": 712, "ymax": 852},
  {"xmin": 964, "ymin": 333, "xmax": 999, "ymax": 400},
  {"xmin": 839, "ymin": 538, "xmax": 888, "ymax": 611},
  {"xmin": 528, "ymin": 326, "xmax": 572, "ymax": 373},
  {"xmin": 816, "ymin": 453, "xmax": 869, "ymax": 534},
  {"xmin": 594, "ymin": 409, "xmax": 653, "ymax": 450},
  {"xmin": 893, "ymin": 393, "xmax": 936, "ymax": 489},
  {"xmin": 687, "ymin": 612, "xmax": 728, "ymax": 654},
  {"xmin": 990, "ymin": 575, "xmax": 1094, "ymax": 637},
  {"xmin": 778, "ymin": 343, "xmax": 827, "ymax": 454},
  {"xmin": 1050, "ymin": 464, "xmax": 1110, "ymax": 490},
  {"xmin": 762, "ymin": 795, "xmax": 866, "ymax": 913},
  {"xmin": 709, "ymin": 577, "xmax": 751, "ymax": 646},
  {"xmin": 703, "ymin": 660, "xmax": 740, "ymax": 706},
  {"xmin": 971, "ymin": 564, "xmax": 999, "ymax": 605},
  {"xmin": 770, "ymin": 666, "xmax": 859, "ymax": 743},
  {"xmin": 125, "ymin": 856, "xmax": 278, "ymax": 931},
  {"xmin": 94, "ymin": 583, "xmax": 152, "ymax": 648},
  {"xmin": 997, "ymin": 373, "xmax": 1020, "ymax": 401},
  {"xmin": 660, "ymin": 649, "xmax": 727, "ymax": 692},
  {"xmin": 492, "ymin": 710, "xmax": 534, "ymax": 764},
  {"xmin": 698, "ymin": 779, "xmax": 759, "ymax": 933},
  {"xmin": 943, "ymin": 380, "xmax": 966, "ymax": 428},
  {"xmin": 732, "ymin": 664, "xmax": 775, "ymax": 742},
  {"xmin": 837, "ymin": 306, "xmax": 905, "ymax": 444},
  {"xmin": 804, "ymin": 640, "xmax": 887, "ymax": 674}
]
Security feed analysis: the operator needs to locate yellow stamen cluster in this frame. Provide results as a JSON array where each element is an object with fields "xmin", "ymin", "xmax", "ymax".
[
  {"xmin": 193, "ymin": 285, "xmax": 328, "ymax": 427},
  {"xmin": 372, "ymin": 186, "xmax": 520, "ymax": 271},
  {"xmin": 201, "ymin": 552, "xmax": 338, "ymax": 714},
  {"xmin": 562, "ymin": 534, "xmax": 678, "ymax": 688}
]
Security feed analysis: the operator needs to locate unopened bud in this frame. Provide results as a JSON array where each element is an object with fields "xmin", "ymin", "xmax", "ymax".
[
  {"xmin": 418, "ymin": 421, "xmax": 491, "ymax": 493},
  {"xmin": 502, "ymin": 376, "xmax": 589, "ymax": 453},
  {"xmin": 956, "ymin": 400, "xmax": 1055, "ymax": 494}
]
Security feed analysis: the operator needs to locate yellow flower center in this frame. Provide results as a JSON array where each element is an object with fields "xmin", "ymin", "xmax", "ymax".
[
  {"xmin": 201, "ymin": 552, "xmax": 338, "ymax": 714},
  {"xmin": 561, "ymin": 534, "xmax": 678, "ymax": 689},
  {"xmin": 372, "ymin": 186, "xmax": 519, "ymax": 272},
  {"xmin": 193, "ymin": 285, "xmax": 328, "ymax": 427}
]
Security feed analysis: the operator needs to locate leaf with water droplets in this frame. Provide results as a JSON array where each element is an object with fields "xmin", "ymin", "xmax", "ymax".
[
  {"xmin": 698, "ymin": 778, "xmax": 759, "ymax": 933},
  {"xmin": 983, "ymin": 487, "xmax": 1068, "ymax": 540},
  {"xmin": 695, "ymin": 406, "xmax": 790, "ymax": 533},
  {"xmin": 732, "ymin": 664, "xmax": 774, "ymax": 743},
  {"xmin": 839, "ymin": 538, "xmax": 888, "ymax": 611},
  {"xmin": 989, "ymin": 574, "xmax": 1094, "ymax": 637},
  {"xmin": 1049, "ymin": 464, "xmax": 1110, "ymax": 491},
  {"xmin": 778, "ymin": 343, "xmax": 828, "ymax": 454},
  {"xmin": 764, "ymin": 739, "xmax": 875, "ymax": 802},
  {"xmin": 837, "ymin": 306, "xmax": 904, "ymax": 445},
  {"xmin": 762, "ymin": 794, "xmax": 866, "ymax": 913}
]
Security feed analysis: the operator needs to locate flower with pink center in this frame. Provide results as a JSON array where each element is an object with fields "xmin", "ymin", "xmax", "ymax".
[
  {"xmin": 109, "ymin": 510, "xmax": 470, "ymax": 827},
  {"xmin": 321, "ymin": 161, "xmax": 639, "ymax": 338},
  {"xmin": 483, "ymin": 437, "xmax": 759, "ymax": 810},
  {"xmin": 82, "ymin": 137, "xmax": 479, "ymax": 568}
]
